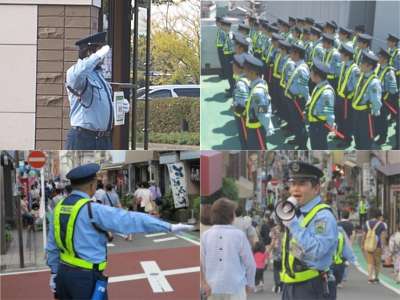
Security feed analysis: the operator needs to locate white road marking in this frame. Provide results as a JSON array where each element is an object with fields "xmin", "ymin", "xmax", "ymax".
[
  {"xmin": 0, "ymin": 268, "xmax": 50, "ymax": 276},
  {"xmin": 145, "ymin": 232, "xmax": 167, "ymax": 238},
  {"xmin": 354, "ymin": 263, "xmax": 400, "ymax": 295},
  {"xmin": 107, "ymin": 243, "xmax": 115, "ymax": 247},
  {"xmin": 176, "ymin": 234, "xmax": 200, "ymax": 246},
  {"xmin": 153, "ymin": 237, "xmax": 178, "ymax": 243},
  {"xmin": 140, "ymin": 261, "xmax": 174, "ymax": 293}
]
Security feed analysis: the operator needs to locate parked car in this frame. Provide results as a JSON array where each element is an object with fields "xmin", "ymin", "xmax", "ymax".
[{"xmin": 136, "ymin": 84, "xmax": 200, "ymax": 100}]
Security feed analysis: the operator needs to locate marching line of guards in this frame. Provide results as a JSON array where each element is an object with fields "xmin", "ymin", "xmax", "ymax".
[{"xmin": 215, "ymin": 15, "xmax": 400, "ymax": 150}]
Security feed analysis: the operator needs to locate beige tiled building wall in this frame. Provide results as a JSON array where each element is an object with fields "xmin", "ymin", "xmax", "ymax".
[{"xmin": 0, "ymin": 0, "xmax": 101, "ymax": 149}]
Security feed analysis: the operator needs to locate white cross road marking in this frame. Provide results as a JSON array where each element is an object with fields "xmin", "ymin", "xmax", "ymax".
[
  {"xmin": 140, "ymin": 261, "xmax": 174, "ymax": 293},
  {"xmin": 176, "ymin": 234, "xmax": 200, "ymax": 246},
  {"xmin": 153, "ymin": 237, "xmax": 178, "ymax": 243},
  {"xmin": 145, "ymin": 232, "xmax": 167, "ymax": 238}
]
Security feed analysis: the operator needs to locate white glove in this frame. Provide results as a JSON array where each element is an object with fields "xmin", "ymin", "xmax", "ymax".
[
  {"xmin": 122, "ymin": 98, "xmax": 130, "ymax": 113},
  {"xmin": 171, "ymin": 223, "xmax": 195, "ymax": 233},
  {"xmin": 96, "ymin": 45, "xmax": 110, "ymax": 60},
  {"xmin": 49, "ymin": 274, "xmax": 56, "ymax": 293}
]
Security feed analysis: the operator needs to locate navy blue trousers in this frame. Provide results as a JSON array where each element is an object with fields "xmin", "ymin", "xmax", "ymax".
[
  {"xmin": 65, "ymin": 128, "xmax": 113, "ymax": 150},
  {"xmin": 56, "ymin": 263, "xmax": 108, "ymax": 300}
]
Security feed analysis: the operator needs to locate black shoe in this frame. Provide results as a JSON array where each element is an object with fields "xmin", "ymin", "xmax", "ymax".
[
  {"xmin": 337, "ymin": 140, "xmax": 351, "ymax": 148},
  {"xmin": 376, "ymin": 137, "xmax": 387, "ymax": 145}
]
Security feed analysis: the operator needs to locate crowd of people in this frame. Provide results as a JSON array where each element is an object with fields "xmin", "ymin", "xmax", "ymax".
[
  {"xmin": 214, "ymin": 13, "xmax": 400, "ymax": 150},
  {"xmin": 200, "ymin": 161, "xmax": 400, "ymax": 300}
]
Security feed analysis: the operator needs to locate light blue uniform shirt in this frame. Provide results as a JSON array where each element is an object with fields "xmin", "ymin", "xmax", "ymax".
[
  {"xmin": 378, "ymin": 64, "xmax": 398, "ymax": 95},
  {"xmin": 46, "ymin": 190, "xmax": 171, "ymax": 274},
  {"xmin": 356, "ymin": 70, "xmax": 382, "ymax": 115},
  {"xmin": 388, "ymin": 47, "xmax": 400, "ymax": 73},
  {"xmin": 308, "ymin": 80, "xmax": 335, "ymax": 126},
  {"xmin": 288, "ymin": 60, "xmax": 310, "ymax": 100},
  {"xmin": 337, "ymin": 227, "xmax": 356, "ymax": 264},
  {"xmin": 249, "ymin": 78, "xmax": 273, "ymax": 132},
  {"xmin": 338, "ymin": 60, "xmax": 361, "ymax": 93},
  {"xmin": 201, "ymin": 225, "xmax": 256, "ymax": 294},
  {"xmin": 324, "ymin": 47, "xmax": 341, "ymax": 78},
  {"xmin": 282, "ymin": 57, "xmax": 296, "ymax": 84},
  {"xmin": 233, "ymin": 74, "xmax": 249, "ymax": 108},
  {"xmin": 309, "ymin": 40, "xmax": 325, "ymax": 63},
  {"xmin": 66, "ymin": 54, "xmax": 114, "ymax": 131},
  {"xmin": 286, "ymin": 196, "xmax": 338, "ymax": 271}
]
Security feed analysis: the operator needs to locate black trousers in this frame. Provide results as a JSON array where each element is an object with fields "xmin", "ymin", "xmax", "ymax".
[
  {"xmin": 246, "ymin": 126, "xmax": 267, "ymax": 150},
  {"xmin": 271, "ymin": 77, "xmax": 281, "ymax": 113},
  {"xmin": 288, "ymin": 98, "xmax": 307, "ymax": 148},
  {"xmin": 223, "ymin": 54, "xmax": 234, "ymax": 92},
  {"xmin": 375, "ymin": 93, "xmax": 399, "ymax": 141},
  {"xmin": 352, "ymin": 109, "xmax": 374, "ymax": 149},
  {"xmin": 56, "ymin": 263, "xmax": 108, "ymax": 300},
  {"xmin": 309, "ymin": 122, "xmax": 329, "ymax": 150},
  {"xmin": 235, "ymin": 114, "xmax": 247, "ymax": 149},
  {"xmin": 335, "ymin": 96, "xmax": 353, "ymax": 143},
  {"xmin": 332, "ymin": 263, "xmax": 345, "ymax": 285},
  {"xmin": 282, "ymin": 276, "xmax": 336, "ymax": 300},
  {"xmin": 217, "ymin": 47, "xmax": 224, "ymax": 78}
]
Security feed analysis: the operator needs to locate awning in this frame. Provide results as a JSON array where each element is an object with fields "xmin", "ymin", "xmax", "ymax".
[
  {"xmin": 101, "ymin": 163, "xmax": 128, "ymax": 171},
  {"xmin": 344, "ymin": 161, "xmax": 357, "ymax": 168},
  {"xmin": 236, "ymin": 177, "xmax": 254, "ymax": 199},
  {"xmin": 375, "ymin": 163, "xmax": 400, "ymax": 177}
]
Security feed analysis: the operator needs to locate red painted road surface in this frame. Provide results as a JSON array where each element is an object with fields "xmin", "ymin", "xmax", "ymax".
[{"xmin": 1, "ymin": 246, "xmax": 199, "ymax": 300}]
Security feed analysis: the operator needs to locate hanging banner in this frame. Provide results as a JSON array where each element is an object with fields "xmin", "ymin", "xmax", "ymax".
[{"xmin": 167, "ymin": 162, "xmax": 189, "ymax": 209}]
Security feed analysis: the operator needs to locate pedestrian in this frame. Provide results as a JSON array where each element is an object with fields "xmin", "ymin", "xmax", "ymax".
[
  {"xmin": 253, "ymin": 241, "xmax": 268, "ymax": 292},
  {"xmin": 46, "ymin": 163, "xmax": 194, "ymax": 300},
  {"xmin": 133, "ymin": 182, "xmax": 153, "ymax": 213},
  {"xmin": 94, "ymin": 181, "xmax": 106, "ymax": 203},
  {"xmin": 278, "ymin": 161, "xmax": 338, "ymax": 300},
  {"xmin": 215, "ymin": 16, "xmax": 226, "ymax": 79},
  {"xmin": 357, "ymin": 195, "xmax": 369, "ymax": 228},
  {"xmin": 64, "ymin": 32, "xmax": 130, "ymax": 150},
  {"xmin": 361, "ymin": 207, "xmax": 388, "ymax": 283},
  {"xmin": 233, "ymin": 205, "xmax": 258, "ymax": 247},
  {"xmin": 388, "ymin": 224, "xmax": 400, "ymax": 283},
  {"xmin": 149, "ymin": 180, "xmax": 162, "ymax": 206},
  {"xmin": 48, "ymin": 183, "xmax": 64, "ymax": 212},
  {"xmin": 201, "ymin": 198, "xmax": 256, "ymax": 300},
  {"xmin": 101, "ymin": 184, "xmax": 122, "ymax": 208},
  {"xmin": 269, "ymin": 222, "xmax": 283, "ymax": 294}
]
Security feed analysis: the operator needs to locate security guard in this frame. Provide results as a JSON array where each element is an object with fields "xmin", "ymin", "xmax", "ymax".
[
  {"xmin": 338, "ymin": 27, "xmax": 353, "ymax": 48},
  {"xmin": 306, "ymin": 59, "xmax": 335, "ymax": 150},
  {"xmin": 308, "ymin": 28, "xmax": 325, "ymax": 64},
  {"xmin": 231, "ymin": 54, "xmax": 250, "ymax": 149},
  {"xmin": 321, "ymin": 33, "xmax": 341, "ymax": 90},
  {"xmin": 387, "ymin": 34, "xmax": 400, "ymax": 89},
  {"xmin": 354, "ymin": 33, "xmax": 373, "ymax": 65},
  {"xmin": 47, "ymin": 163, "xmax": 193, "ymax": 299},
  {"xmin": 336, "ymin": 44, "xmax": 361, "ymax": 148},
  {"xmin": 243, "ymin": 55, "xmax": 273, "ymax": 149},
  {"xmin": 352, "ymin": 25, "xmax": 365, "ymax": 45},
  {"xmin": 304, "ymin": 17, "xmax": 315, "ymax": 31},
  {"xmin": 278, "ymin": 19, "xmax": 294, "ymax": 44},
  {"xmin": 221, "ymin": 18, "xmax": 235, "ymax": 96},
  {"xmin": 280, "ymin": 161, "xmax": 338, "ymax": 300},
  {"xmin": 291, "ymin": 27, "xmax": 304, "ymax": 47},
  {"xmin": 254, "ymin": 19, "xmax": 269, "ymax": 59},
  {"xmin": 352, "ymin": 51, "xmax": 382, "ymax": 149},
  {"xmin": 215, "ymin": 16, "xmax": 226, "ymax": 79},
  {"xmin": 248, "ymin": 15, "xmax": 258, "ymax": 48},
  {"xmin": 357, "ymin": 195, "xmax": 368, "ymax": 227},
  {"xmin": 302, "ymin": 29, "xmax": 312, "ymax": 62},
  {"xmin": 270, "ymin": 33, "xmax": 285, "ymax": 113},
  {"xmin": 323, "ymin": 21, "xmax": 340, "ymax": 48},
  {"xmin": 375, "ymin": 48, "xmax": 399, "ymax": 145},
  {"xmin": 284, "ymin": 44, "xmax": 310, "ymax": 149},
  {"xmin": 262, "ymin": 25, "xmax": 278, "ymax": 82},
  {"xmin": 237, "ymin": 23, "xmax": 253, "ymax": 53},
  {"xmin": 233, "ymin": 33, "xmax": 250, "ymax": 56},
  {"xmin": 65, "ymin": 32, "xmax": 130, "ymax": 150}
]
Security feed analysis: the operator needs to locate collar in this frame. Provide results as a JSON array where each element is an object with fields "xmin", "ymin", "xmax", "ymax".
[
  {"xmin": 345, "ymin": 60, "xmax": 354, "ymax": 66},
  {"xmin": 251, "ymin": 77, "xmax": 264, "ymax": 88},
  {"xmin": 364, "ymin": 70, "xmax": 374, "ymax": 77},
  {"xmin": 300, "ymin": 195, "xmax": 322, "ymax": 214},
  {"xmin": 295, "ymin": 59, "xmax": 305, "ymax": 66},
  {"xmin": 315, "ymin": 80, "xmax": 328, "ymax": 89},
  {"xmin": 71, "ymin": 190, "xmax": 91, "ymax": 199}
]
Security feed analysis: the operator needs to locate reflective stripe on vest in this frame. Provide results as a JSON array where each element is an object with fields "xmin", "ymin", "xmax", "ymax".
[
  {"xmin": 280, "ymin": 203, "xmax": 332, "ymax": 283},
  {"xmin": 389, "ymin": 48, "xmax": 399, "ymax": 67},
  {"xmin": 359, "ymin": 200, "xmax": 367, "ymax": 214},
  {"xmin": 245, "ymin": 82, "xmax": 269, "ymax": 128},
  {"xmin": 355, "ymin": 48, "xmax": 363, "ymax": 65},
  {"xmin": 306, "ymin": 83, "xmax": 333, "ymax": 122},
  {"xmin": 337, "ymin": 63, "xmax": 357, "ymax": 98},
  {"xmin": 378, "ymin": 65, "xmax": 395, "ymax": 101},
  {"xmin": 273, "ymin": 53, "xmax": 282, "ymax": 79},
  {"xmin": 223, "ymin": 34, "xmax": 233, "ymax": 55},
  {"xmin": 333, "ymin": 232, "xmax": 344, "ymax": 265},
  {"xmin": 352, "ymin": 72, "xmax": 377, "ymax": 111},
  {"xmin": 280, "ymin": 60, "xmax": 291, "ymax": 88},
  {"xmin": 234, "ymin": 77, "xmax": 251, "ymax": 117},
  {"xmin": 284, "ymin": 63, "xmax": 307, "ymax": 99},
  {"xmin": 216, "ymin": 29, "xmax": 223, "ymax": 48},
  {"xmin": 54, "ymin": 198, "xmax": 107, "ymax": 271},
  {"xmin": 264, "ymin": 44, "xmax": 275, "ymax": 64}
]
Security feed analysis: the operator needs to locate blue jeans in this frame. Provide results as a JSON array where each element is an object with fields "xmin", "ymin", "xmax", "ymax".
[{"xmin": 65, "ymin": 128, "xmax": 113, "ymax": 150}]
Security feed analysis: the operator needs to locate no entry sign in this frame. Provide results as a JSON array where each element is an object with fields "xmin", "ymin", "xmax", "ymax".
[{"xmin": 27, "ymin": 151, "xmax": 46, "ymax": 169}]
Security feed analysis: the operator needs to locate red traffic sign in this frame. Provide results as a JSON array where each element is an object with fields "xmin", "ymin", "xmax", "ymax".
[{"xmin": 27, "ymin": 151, "xmax": 46, "ymax": 169}]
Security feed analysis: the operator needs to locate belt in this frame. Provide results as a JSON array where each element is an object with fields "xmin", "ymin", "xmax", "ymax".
[
  {"xmin": 72, "ymin": 126, "xmax": 111, "ymax": 138},
  {"xmin": 60, "ymin": 261, "xmax": 104, "ymax": 273}
]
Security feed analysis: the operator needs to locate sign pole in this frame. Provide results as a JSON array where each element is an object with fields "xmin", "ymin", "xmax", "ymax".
[{"xmin": 40, "ymin": 168, "xmax": 46, "ymax": 250}]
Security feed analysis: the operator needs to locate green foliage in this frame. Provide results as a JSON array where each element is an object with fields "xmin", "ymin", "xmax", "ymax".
[
  {"xmin": 120, "ymin": 194, "xmax": 134, "ymax": 209},
  {"xmin": 192, "ymin": 196, "xmax": 200, "ymax": 219},
  {"xmin": 136, "ymin": 97, "xmax": 199, "ymax": 145},
  {"xmin": 221, "ymin": 177, "xmax": 239, "ymax": 202}
]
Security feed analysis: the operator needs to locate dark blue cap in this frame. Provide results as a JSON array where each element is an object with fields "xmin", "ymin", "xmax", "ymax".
[
  {"xmin": 268, "ymin": 25, "xmax": 279, "ymax": 33},
  {"xmin": 325, "ymin": 21, "xmax": 337, "ymax": 30},
  {"xmin": 216, "ymin": 16, "xmax": 222, "ymax": 22},
  {"xmin": 378, "ymin": 47, "xmax": 391, "ymax": 59},
  {"xmin": 387, "ymin": 34, "xmax": 399, "ymax": 43},
  {"xmin": 339, "ymin": 27, "xmax": 352, "ymax": 36},
  {"xmin": 354, "ymin": 24, "xmax": 365, "ymax": 33},
  {"xmin": 232, "ymin": 53, "xmax": 246, "ymax": 67},
  {"xmin": 312, "ymin": 59, "xmax": 331, "ymax": 75},
  {"xmin": 289, "ymin": 17, "xmax": 296, "ymax": 23},
  {"xmin": 288, "ymin": 161, "xmax": 324, "ymax": 180},
  {"xmin": 278, "ymin": 18, "xmax": 289, "ymax": 27},
  {"xmin": 220, "ymin": 18, "xmax": 232, "ymax": 25},
  {"xmin": 358, "ymin": 33, "xmax": 372, "ymax": 43},
  {"xmin": 322, "ymin": 33, "xmax": 335, "ymax": 44},
  {"xmin": 75, "ymin": 32, "xmax": 107, "ymax": 48},
  {"xmin": 244, "ymin": 54, "xmax": 264, "ymax": 71},
  {"xmin": 234, "ymin": 33, "xmax": 250, "ymax": 47},
  {"xmin": 305, "ymin": 17, "xmax": 315, "ymax": 25},
  {"xmin": 361, "ymin": 50, "xmax": 379, "ymax": 65},
  {"xmin": 339, "ymin": 43, "xmax": 354, "ymax": 55},
  {"xmin": 315, "ymin": 22, "xmax": 324, "ymax": 32},
  {"xmin": 278, "ymin": 39, "xmax": 291, "ymax": 50},
  {"xmin": 310, "ymin": 26, "xmax": 322, "ymax": 36},
  {"xmin": 66, "ymin": 163, "xmax": 100, "ymax": 184},
  {"xmin": 238, "ymin": 23, "xmax": 250, "ymax": 32},
  {"xmin": 272, "ymin": 33, "xmax": 284, "ymax": 41},
  {"xmin": 291, "ymin": 44, "xmax": 305, "ymax": 57},
  {"xmin": 293, "ymin": 26, "xmax": 302, "ymax": 34},
  {"xmin": 296, "ymin": 17, "xmax": 305, "ymax": 23},
  {"xmin": 303, "ymin": 28, "xmax": 310, "ymax": 35}
]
